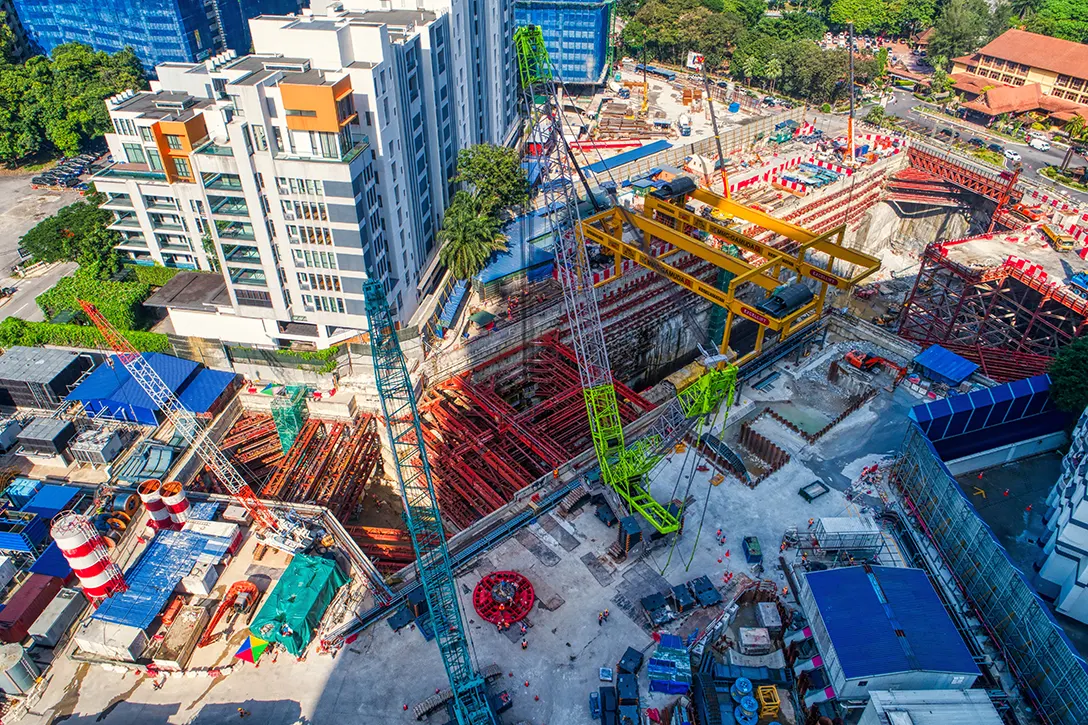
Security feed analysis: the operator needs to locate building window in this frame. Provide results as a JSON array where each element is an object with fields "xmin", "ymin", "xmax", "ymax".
[
  {"xmin": 146, "ymin": 149, "xmax": 164, "ymax": 171},
  {"xmin": 272, "ymin": 127, "xmax": 283, "ymax": 153},
  {"xmin": 229, "ymin": 95, "xmax": 244, "ymax": 116},
  {"xmin": 113, "ymin": 118, "xmax": 136, "ymax": 136},
  {"xmin": 285, "ymin": 109, "xmax": 317, "ymax": 117},
  {"xmin": 139, "ymin": 126, "xmax": 154, "ymax": 142},
  {"xmin": 253, "ymin": 125, "xmax": 267, "ymax": 151},
  {"xmin": 165, "ymin": 135, "xmax": 183, "ymax": 150},
  {"xmin": 122, "ymin": 143, "xmax": 145, "ymax": 164},
  {"xmin": 173, "ymin": 157, "xmax": 193, "ymax": 179}
]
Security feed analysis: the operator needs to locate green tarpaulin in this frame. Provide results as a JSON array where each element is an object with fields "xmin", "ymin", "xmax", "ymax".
[{"xmin": 250, "ymin": 554, "xmax": 348, "ymax": 656}]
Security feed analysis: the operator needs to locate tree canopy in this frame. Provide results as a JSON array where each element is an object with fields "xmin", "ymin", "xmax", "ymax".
[
  {"xmin": 454, "ymin": 144, "xmax": 529, "ymax": 214},
  {"xmin": 19, "ymin": 193, "xmax": 120, "ymax": 275},
  {"xmin": 1049, "ymin": 337, "xmax": 1088, "ymax": 415},
  {"xmin": 0, "ymin": 43, "xmax": 145, "ymax": 165},
  {"xmin": 1026, "ymin": 0, "xmax": 1088, "ymax": 42},
  {"xmin": 928, "ymin": 0, "xmax": 1001, "ymax": 64}
]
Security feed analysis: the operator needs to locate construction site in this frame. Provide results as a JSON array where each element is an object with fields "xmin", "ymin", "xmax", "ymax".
[{"xmin": 0, "ymin": 23, "xmax": 1088, "ymax": 725}]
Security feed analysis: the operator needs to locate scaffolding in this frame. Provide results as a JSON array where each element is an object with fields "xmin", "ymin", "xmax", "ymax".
[
  {"xmin": 891, "ymin": 424, "xmax": 1088, "ymax": 725},
  {"xmin": 897, "ymin": 243, "xmax": 1088, "ymax": 381},
  {"xmin": 271, "ymin": 385, "xmax": 308, "ymax": 453}
]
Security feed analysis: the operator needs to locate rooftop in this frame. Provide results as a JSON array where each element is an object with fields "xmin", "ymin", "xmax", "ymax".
[
  {"xmin": 865, "ymin": 689, "xmax": 1003, "ymax": 725},
  {"xmin": 805, "ymin": 566, "xmax": 980, "ymax": 679},
  {"xmin": 111, "ymin": 91, "xmax": 212, "ymax": 122},
  {"xmin": 0, "ymin": 346, "xmax": 83, "ymax": 384},
  {"xmin": 143, "ymin": 271, "xmax": 231, "ymax": 311},
  {"xmin": 973, "ymin": 28, "xmax": 1088, "ymax": 81}
]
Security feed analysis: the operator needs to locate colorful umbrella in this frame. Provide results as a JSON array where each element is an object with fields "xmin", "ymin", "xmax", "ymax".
[{"xmin": 234, "ymin": 634, "xmax": 269, "ymax": 663}]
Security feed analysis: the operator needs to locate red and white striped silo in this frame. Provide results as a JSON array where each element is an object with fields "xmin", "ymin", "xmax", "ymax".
[
  {"xmin": 138, "ymin": 479, "xmax": 174, "ymax": 530},
  {"xmin": 51, "ymin": 512, "xmax": 127, "ymax": 600},
  {"xmin": 161, "ymin": 481, "xmax": 190, "ymax": 528}
]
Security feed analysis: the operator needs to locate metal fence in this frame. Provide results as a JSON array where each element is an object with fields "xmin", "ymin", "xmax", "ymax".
[{"xmin": 892, "ymin": 424, "xmax": 1088, "ymax": 725}]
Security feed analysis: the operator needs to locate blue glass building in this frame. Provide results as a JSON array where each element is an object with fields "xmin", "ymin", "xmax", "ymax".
[
  {"xmin": 13, "ymin": 0, "xmax": 302, "ymax": 71},
  {"xmin": 514, "ymin": 0, "xmax": 613, "ymax": 84}
]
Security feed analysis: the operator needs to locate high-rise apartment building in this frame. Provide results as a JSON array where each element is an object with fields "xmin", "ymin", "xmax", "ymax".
[
  {"xmin": 12, "ymin": 0, "xmax": 302, "ymax": 69},
  {"xmin": 93, "ymin": 1, "xmax": 517, "ymax": 350},
  {"xmin": 514, "ymin": 0, "xmax": 613, "ymax": 85}
]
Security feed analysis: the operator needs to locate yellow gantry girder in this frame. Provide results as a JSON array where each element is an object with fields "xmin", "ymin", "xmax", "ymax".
[{"xmin": 578, "ymin": 184, "xmax": 882, "ymax": 363}]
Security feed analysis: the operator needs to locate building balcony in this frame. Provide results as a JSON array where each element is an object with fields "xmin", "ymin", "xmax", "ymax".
[
  {"xmin": 109, "ymin": 216, "xmax": 142, "ymax": 231},
  {"xmin": 144, "ymin": 199, "xmax": 179, "ymax": 211},
  {"xmin": 101, "ymin": 194, "xmax": 132, "ymax": 209},
  {"xmin": 151, "ymin": 218, "xmax": 186, "ymax": 232},
  {"xmin": 115, "ymin": 238, "xmax": 149, "ymax": 251},
  {"xmin": 223, "ymin": 246, "xmax": 262, "ymax": 266},
  {"xmin": 93, "ymin": 163, "xmax": 167, "ymax": 182},
  {"xmin": 229, "ymin": 268, "xmax": 268, "ymax": 287},
  {"xmin": 201, "ymin": 172, "xmax": 245, "ymax": 193},
  {"xmin": 209, "ymin": 196, "xmax": 250, "ymax": 216},
  {"xmin": 216, "ymin": 221, "xmax": 256, "ymax": 241},
  {"xmin": 195, "ymin": 142, "xmax": 235, "ymax": 157}
]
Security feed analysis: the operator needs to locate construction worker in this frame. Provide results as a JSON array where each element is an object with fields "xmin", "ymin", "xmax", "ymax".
[
  {"xmin": 237, "ymin": 708, "xmax": 251, "ymax": 719},
  {"xmin": 521, "ymin": 639, "xmax": 528, "ymax": 650},
  {"xmin": 603, "ymin": 609, "xmax": 610, "ymax": 622},
  {"xmin": 807, "ymin": 518, "xmax": 815, "ymax": 529},
  {"xmin": 598, "ymin": 612, "xmax": 604, "ymax": 626}
]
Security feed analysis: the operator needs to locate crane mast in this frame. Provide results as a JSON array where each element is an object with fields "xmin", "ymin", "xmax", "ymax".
[
  {"xmin": 516, "ymin": 27, "xmax": 738, "ymax": 534},
  {"xmin": 361, "ymin": 281, "xmax": 494, "ymax": 725}
]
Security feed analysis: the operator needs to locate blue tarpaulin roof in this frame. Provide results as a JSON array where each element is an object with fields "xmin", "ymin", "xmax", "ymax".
[
  {"xmin": 912, "ymin": 345, "xmax": 979, "ymax": 386},
  {"xmin": 583, "ymin": 140, "xmax": 673, "ymax": 176},
  {"xmin": 29, "ymin": 541, "xmax": 72, "ymax": 579},
  {"xmin": 92, "ymin": 528, "xmax": 215, "ymax": 630},
  {"xmin": 805, "ymin": 566, "xmax": 979, "ymax": 680},
  {"xmin": 177, "ymin": 368, "xmax": 237, "ymax": 413},
  {"xmin": 21, "ymin": 484, "xmax": 80, "ymax": 520},
  {"xmin": 66, "ymin": 354, "xmax": 233, "ymax": 425},
  {"xmin": 476, "ymin": 212, "xmax": 555, "ymax": 285}
]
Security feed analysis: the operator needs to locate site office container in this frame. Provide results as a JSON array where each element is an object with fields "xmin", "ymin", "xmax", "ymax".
[{"xmin": 0, "ymin": 574, "xmax": 64, "ymax": 643}]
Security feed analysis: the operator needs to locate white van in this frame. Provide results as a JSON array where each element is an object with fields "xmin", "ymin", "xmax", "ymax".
[{"xmin": 1029, "ymin": 137, "xmax": 1051, "ymax": 151}]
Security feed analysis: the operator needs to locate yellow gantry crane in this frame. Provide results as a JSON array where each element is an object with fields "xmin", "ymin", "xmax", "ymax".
[{"xmin": 580, "ymin": 180, "xmax": 882, "ymax": 364}]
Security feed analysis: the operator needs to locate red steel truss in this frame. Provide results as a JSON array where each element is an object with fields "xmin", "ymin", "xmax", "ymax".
[
  {"xmin": 898, "ymin": 243, "xmax": 1088, "ymax": 381},
  {"xmin": 420, "ymin": 332, "xmax": 654, "ymax": 530},
  {"xmin": 907, "ymin": 145, "xmax": 1023, "ymax": 204}
]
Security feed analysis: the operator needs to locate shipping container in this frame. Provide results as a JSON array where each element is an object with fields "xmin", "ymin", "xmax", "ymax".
[
  {"xmin": 0, "ymin": 573, "xmax": 63, "ymax": 643},
  {"xmin": 0, "ymin": 556, "xmax": 16, "ymax": 593},
  {"xmin": 28, "ymin": 588, "xmax": 85, "ymax": 648},
  {"xmin": 74, "ymin": 619, "xmax": 148, "ymax": 661}
]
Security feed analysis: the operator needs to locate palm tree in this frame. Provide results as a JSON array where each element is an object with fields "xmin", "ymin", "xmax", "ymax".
[
  {"xmin": 1061, "ymin": 116, "xmax": 1086, "ymax": 171},
  {"xmin": 438, "ymin": 191, "xmax": 508, "ymax": 280},
  {"xmin": 741, "ymin": 55, "xmax": 762, "ymax": 89},
  {"xmin": 765, "ymin": 58, "xmax": 783, "ymax": 94}
]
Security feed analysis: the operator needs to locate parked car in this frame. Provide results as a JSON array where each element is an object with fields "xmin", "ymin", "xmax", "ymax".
[
  {"xmin": 967, "ymin": 137, "xmax": 985, "ymax": 148},
  {"xmin": 1004, "ymin": 149, "xmax": 1021, "ymax": 162},
  {"xmin": 1029, "ymin": 137, "xmax": 1051, "ymax": 151},
  {"xmin": 988, "ymin": 142, "xmax": 1004, "ymax": 154}
]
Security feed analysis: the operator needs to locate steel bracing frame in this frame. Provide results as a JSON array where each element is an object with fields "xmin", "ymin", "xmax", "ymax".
[
  {"xmin": 362, "ymin": 280, "xmax": 494, "ymax": 725},
  {"xmin": 907, "ymin": 143, "xmax": 1024, "ymax": 204},
  {"xmin": 897, "ymin": 244, "xmax": 1088, "ymax": 381},
  {"xmin": 893, "ymin": 425, "xmax": 1088, "ymax": 725}
]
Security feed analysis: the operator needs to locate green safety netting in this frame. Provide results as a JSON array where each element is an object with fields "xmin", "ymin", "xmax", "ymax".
[{"xmin": 250, "ymin": 554, "xmax": 348, "ymax": 656}]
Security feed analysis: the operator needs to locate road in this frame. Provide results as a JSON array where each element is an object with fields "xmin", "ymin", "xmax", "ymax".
[
  {"xmin": 803, "ymin": 91, "xmax": 1087, "ymax": 204},
  {"xmin": 882, "ymin": 91, "xmax": 1088, "ymax": 204},
  {"xmin": 0, "ymin": 262, "xmax": 78, "ymax": 322}
]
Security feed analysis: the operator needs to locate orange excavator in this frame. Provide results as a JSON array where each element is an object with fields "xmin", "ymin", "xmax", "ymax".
[
  {"xmin": 844, "ymin": 350, "xmax": 907, "ymax": 386},
  {"xmin": 197, "ymin": 581, "xmax": 260, "ymax": 647}
]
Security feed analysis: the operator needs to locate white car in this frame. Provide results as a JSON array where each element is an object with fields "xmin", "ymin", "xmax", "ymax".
[
  {"xmin": 1004, "ymin": 149, "xmax": 1021, "ymax": 162},
  {"xmin": 1029, "ymin": 137, "xmax": 1051, "ymax": 151}
]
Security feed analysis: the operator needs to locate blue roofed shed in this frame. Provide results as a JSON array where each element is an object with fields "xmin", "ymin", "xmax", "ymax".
[
  {"xmin": 801, "ymin": 566, "xmax": 979, "ymax": 699},
  {"xmin": 912, "ymin": 345, "xmax": 979, "ymax": 386},
  {"xmin": 20, "ymin": 484, "xmax": 80, "ymax": 520},
  {"xmin": 66, "ymin": 354, "xmax": 238, "ymax": 425},
  {"xmin": 475, "ymin": 211, "xmax": 555, "ymax": 292},
  {"xmin": 29, "ymin": 541, "xmax": 72, "ymax": 580},
  {"xmin": 583, "ymin": 140, "xmax": 673, "ymax": 176}
]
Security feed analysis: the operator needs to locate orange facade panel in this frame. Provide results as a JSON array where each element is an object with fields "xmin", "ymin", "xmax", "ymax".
[
  {"xmin": 153, "ymin": 115, "xmax": 206, "ymax": 183},
  {"xmin": 281, "ymin": 79, "xmax": 352, "ymax": 133}
]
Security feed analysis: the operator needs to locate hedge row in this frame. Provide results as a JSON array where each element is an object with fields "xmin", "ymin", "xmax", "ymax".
[
  {"xmin": 36, "ymin": 269, "xmax": 151, "ymax": 330},
  {"xmin": 0, "ymin": 318, "xmax": 170, "ymax": 353},
  {"xmin": 130, "ymin": 265, "xmax": 182, "ymax": 287}
]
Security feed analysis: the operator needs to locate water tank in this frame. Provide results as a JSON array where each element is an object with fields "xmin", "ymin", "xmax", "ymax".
[
  {"xmin": 161, "ymin": 481, "xmax": 190, "ymax": 528},
  {"xmin": 138, "ymin": 479, "xmax": 174, "ymax": 530},
  {"xmin": 0, "ymin": 643, "xmax": 39, "ymax": 695},
  {"xmin": 728, "ymin": 102, "xmax": 740, "ymax": 113}
]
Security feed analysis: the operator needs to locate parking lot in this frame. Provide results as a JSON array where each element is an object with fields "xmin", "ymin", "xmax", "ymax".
[{"xmin": 0, "ymin": 170, "xmax": 83, "ymax": 322}]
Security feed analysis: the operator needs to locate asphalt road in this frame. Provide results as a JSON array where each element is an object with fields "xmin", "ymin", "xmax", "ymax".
[
  {"xmin": 0, "ymin": 262, "xmax": 78, "ymax": 322},
  {"xmin": 882, "ymin": 91, "xmax": 1088, "ymax": 204}
]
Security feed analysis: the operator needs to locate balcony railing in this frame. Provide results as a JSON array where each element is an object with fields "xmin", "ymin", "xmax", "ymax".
[
  {"xmin": 210, "ymin": 197, "xmax": 250, "ymax": 216},
  {"xmin": 102, "ymin": 194, "xmax": 132, "ymax": 208},
  {"xmin": 201, "ymin": 173, "xmax": 244, "ymax": 192},
  {"xmin": 216, "ymin": 222, "xmax": 256, "ymax": 241}
]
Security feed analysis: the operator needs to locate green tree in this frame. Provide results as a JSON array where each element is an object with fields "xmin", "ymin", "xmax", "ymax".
[
  {"xmin": 829, "ymin": 0, "xmax": 887, "ymax": 32},
  {"xmin": 888, "ymin": 0, "xmax": 937, "ymax": 37},
  {"xmin": 1050, "ymin": 337, "xmax": 1088, "ymax": 414},
  {"xmin": 1027, "ymin": 0, "xmax": 1088, "ymax": 42},
  {"xmin": 929, "ymin": 0, "xmax": 993, "ymax": 63},
  {"xmin": 741, "ymin": 54, "xmax": 762, "ymax": 86},
  {"xmin": 864, "ymin": 105, "xmax": 886, "ymax": 126},
  {"xmin": 1061, "ymin": 116, "xmax": 1087, "ymax": 170},
  {"xmin": 988, "ymin": 1, "xmax": 1015, "ymax": 38},
  {"xmin": 20, "ymin": 196, "xmax": 119, "ymax": 276},
  {"xmin": 723, "ymin": 0, "xmax": 767, "ymax": 26},
  {"xmin": 455, "ymin": 144, "xmax": 528, "ymax": 214},
  {"xmin": 437, "ymin": 192, "xmax": 508, "ymax": 281},
  {"xmin": 0, "ymin": 43, "xmax": 146, "ymax": 166}
]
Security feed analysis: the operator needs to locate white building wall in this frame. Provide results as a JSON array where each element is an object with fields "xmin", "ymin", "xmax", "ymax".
[{"xmin": 1038, "ymin": 408, "xmax": 1088, "ymax": 622}]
